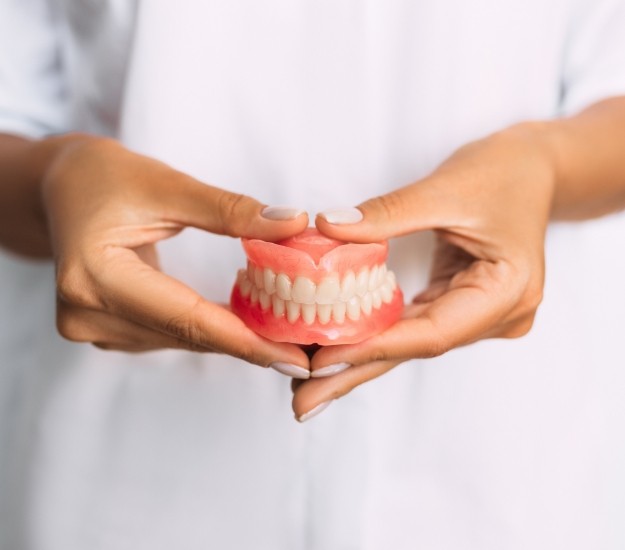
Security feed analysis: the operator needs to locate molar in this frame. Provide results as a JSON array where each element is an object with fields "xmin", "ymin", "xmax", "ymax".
[
  {"xmin": 361, "ymin": 293, "xmax": 373, "ymax": 315},
  {"xmin": 250, "ymin": 286, "xmax": 259, "ymax": 305},
  {"xmin": 372, "ymin": 289, "xmax": 382, "ymax": 309},
  {"xmin": 259, "ymin": 290, "xmax": 271, "ymax": 310},
  {"xmin": 254, "ymin": 266, "xmax": 264, "ymax": 290}
]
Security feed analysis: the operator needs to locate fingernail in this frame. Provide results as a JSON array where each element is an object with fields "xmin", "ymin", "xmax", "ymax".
[
  {"xmin": 311, "ymin": 362, "xmax": 351, "ymax": 378},
  {"xmin": 318, "ymin": 207, "xmax": 363, "ymax": 225},
  {"xmin": 261, "ymin": 206, "xmax": 306, "ymax": 221},
  {"xmin": 297, "ymin": 400, "xmax": 333, "ymax": 422},
  {"xmin": 269, "ymin": 362, "xmax": 310, "ymax": 379}
]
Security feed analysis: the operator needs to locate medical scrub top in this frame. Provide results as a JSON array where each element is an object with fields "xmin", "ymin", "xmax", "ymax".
[{"xmin": 2, "ymin": 1, "xmax": 625, "ymax": 549}]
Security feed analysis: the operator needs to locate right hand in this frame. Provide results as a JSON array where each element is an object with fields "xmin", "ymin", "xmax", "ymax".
[{"xmin": 41, "ymin": 134, "xmax": 310, "ymax": 369}]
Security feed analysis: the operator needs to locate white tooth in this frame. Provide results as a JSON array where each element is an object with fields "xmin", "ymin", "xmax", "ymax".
[
  {"xmin": 340, "ymin": 271, "xmax": 356, "ymax": 301},
  {"xmin": 286, "ymin": 301, "xmax": 301, "ymax": 324},
  {"xmin": 368, "ymin": 265, "xmax": 379, "ymax": 291},
  {"xmin": 316, "ymin": 276, "xmax": 341, "ymax": 304},
  {"xmin": 387, "ymin": 271, "xmax": 397, "ymax": 290},
  {"xmin": 377, "ymin": 264, "xmax": 387, "ymax": 287},
  {"xmin": 301, "ymin": 304, "xmax": 316, "ymax": 325},
  {"xmin": 250, "ymin": 286, "xmax": 259, "ymax": 304},
  {"xmin": 380, "ymin": 282, "xmax": 394, "ymax": 303},
  {"xmin": 372, "ymin": 289, "xmax": 382, "ymax": 309},
  {"xmin": 347, "ymin": 296, "xmax": 361, "ymax": 321},
  {"xmin": 254, "ymin": 267, "xmax": 264, "ymax": 290},
  {"xmin": 276, "ymin": 273, "xmax": 292, "ymax": 300},
  {"xmin": 332, "ymin": 301, "xmax": 346, "ymax": 324},
  {"xmin": 239, "ymin": 277, "xmax": 252, "ymax": 298},
  {"xmin": 356, "ymin": 267, "xmax": 369, "ymax": 297},
  {"xmin": 247, "ymin": 262, "xmax": 255, "ymax": 284},
  {"xmin": 292, "ymin": 276, "xmax": 316, "ymax": 304},
  {"xmin": 361, "ymin": 293, "xmax": 373, "ymax": 315},
  {"xmin": 317, "ymin": 304, "xmax": 332, "ymax": 324},
  {"xmin": 236, "ymin": 269, "xmax": 246, "ymax": 285},
  {"xmin": 272, "ymin": 295, "xmax": 285, "ymax": 317},
  {"xmin": 259, "ymin": 290, "xmax": 271, "ymax": 310},
  {"xmin": 263, "ymin": 268, "xmax": 276, "ymax": 294}
]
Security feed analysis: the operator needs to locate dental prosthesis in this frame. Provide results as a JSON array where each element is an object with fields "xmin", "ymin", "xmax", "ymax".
[{"xmin": 230, "ymin": 228, "xmax": 403, "ymax": 345}]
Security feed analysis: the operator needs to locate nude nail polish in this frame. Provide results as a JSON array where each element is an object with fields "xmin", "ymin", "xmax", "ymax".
[
  {"xmin": 261, "ymin": 206, "xmax": 306, "ymax": 221},
  {"xmin": 318, "ymin": 208, "xmax": 363, "ymax": 225},
  {"xmin": 311, "ymin": 362, "xmax": 351, "ymax": 378},
  {"xmin": 269, "ymin": 362, "xmax": 310, "ymax": 379},
  {"xmin": 297, "ymin": 400, "xmax": 333, "ymax": 422}
]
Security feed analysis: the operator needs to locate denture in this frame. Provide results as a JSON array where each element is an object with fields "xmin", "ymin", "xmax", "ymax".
[{"xmin": 230, "ymin": 228, "xmax": 403, "ymax": 345}]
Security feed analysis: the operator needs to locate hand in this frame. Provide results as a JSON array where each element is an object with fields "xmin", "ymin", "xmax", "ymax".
[
  {"xmin": 42, "ymin": 134, "xmax": 310, "ymax": 369},
  {"xmin": 292, "ymin": 124, "xmax": 556, "ymax": 420}
]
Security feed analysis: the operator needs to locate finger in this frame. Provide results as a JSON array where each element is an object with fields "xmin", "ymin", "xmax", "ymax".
[
  {"xmin": 92, "ymin": 247, "xmax": 310, "ymax": 368},
  {"xmin": 310, "ymin": 259, "xmax": 519, "ymax": 370},
  {"xmin": 160, "ymin": 171, "xmax": 309, "ymax": 241},
  {"xmin": 292, "ymin": 360, "xmax": 400, "ymax": 421},
  {"xmin": 315, "ymin": 177, "xmax": 457, "ymax": 243},
  {"xmin": 56, "ymin": 301, "xmax": 216, "ymax": 353}
]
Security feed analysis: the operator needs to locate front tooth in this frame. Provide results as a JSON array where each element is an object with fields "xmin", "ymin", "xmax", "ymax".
[
  {"xmin": 347, "ymin": 296, "xmax": 361, "ymax": 321},
  {"xmin": 263, "ymin": 268, "xmax": 276, "ymax": 294},
  {"xmin": 356, "ymin": 267, "xmax": 369, "ymax": 297},
  {"xmin": 259, "ymin": 290, "xmax": 271, "ymax": 310},
  {"xmin": 340, "ymin": 271, "xmax": 356, "ymax": 301},
  {"xmin": 380, "ymin": 282, "xmax": 394, "ymax": 303},
  {"xmin": 361, "ymin": 293, "xmax": 373, "ymax": 315},
  {"xmin": 316, "ymin": 276, "xmax": 340, "ymax": 304},
  {"xmin": 254, "ymin": 267, "xmax": 264, "ymax": 290},
  {"xmin": 272, "ymin": 295, "xmax": 285, "ymax": 317},
  {"xmin": 240, "ymin": 277, "xmax": 252, "ymax": 298},
  {"xmin": 276, "ymin": 273, "xmax": 292, "ymax": 300},
  {"xmin": 292, "ymin": 276, "xmax": 316, "ymax": 304},
  {"xmin": 332, "ymin": 301, "xmax": 346, "ymax": 324},
  {"xmin": 250, "ymin": 286, "xmax": 259, "ymax": 304},
  {"xmin": 372, "ymin": 289, "xmax": 382, "ymax": 309},
  {"xmin": 317, "ymin": 304, "xmax": 332, "ymax": 324},
  {"xmin": 286, "ymin": 301, "xmax": 300, "ymax": 323},
  {"xmin": 301, "ymin": 304, "xmax": 316, "ymax": 325},
  {"xmin": 368, "ymin": 265, "xmax": 379, "ymax": 291}
]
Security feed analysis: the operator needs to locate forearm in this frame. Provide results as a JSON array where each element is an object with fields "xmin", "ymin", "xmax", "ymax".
[
  {"xmin": 0, "ymin": 133, "xmax": 89, "ymax": 258},
  {"xmin": 510, "ymin": 97, "xmax": 625, "ymax": 221}
]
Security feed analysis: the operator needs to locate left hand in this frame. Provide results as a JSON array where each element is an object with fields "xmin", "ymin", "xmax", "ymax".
[{"xmin": 292, "ymin": 124, "xmax": 557, "ymax": 421}]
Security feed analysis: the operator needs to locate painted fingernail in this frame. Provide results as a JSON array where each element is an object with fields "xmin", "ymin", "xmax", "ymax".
[
  {"xmin": 269, "ymin": 362, "xmax": 310, "ymax": 379},
  {"xmin": 261, "ymin": 206, "xmax": 306, "ymax": 221},
  {"xmin": 311, "ymin": 362, "xmax": 351, "ymax": 378},
  {"xmin": 318, "ymin": 207, "xmax": 363, "ymax": 225},
  {"xmin": 297, "ymin": 400, "xmax": 333, "ymax": 423}
]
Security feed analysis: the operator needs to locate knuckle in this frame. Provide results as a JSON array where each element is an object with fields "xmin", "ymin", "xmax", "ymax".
[
  {"xmin": 218, "ymin": 192, "xmax": 252, "ymax": 236},
  {"xmin": 162, "ymin": 298, "xmax": 207, "ymax": 346},
  {"xmin": 365, "ymin": 191, "xmax": 405, "ymax": 224},
  {"xmin": 56, "ymin": 308, "xmax": 91, "ymax": 343},
  {"xmin": 505, "ymin": 315, "xmax": 536, "ymax": 339},
  {"xmin": 56, "ymin": 261, "xmax": 100, "ymax": 309}
]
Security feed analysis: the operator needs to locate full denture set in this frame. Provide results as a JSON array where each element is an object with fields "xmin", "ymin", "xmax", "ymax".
[{"xmin": 231, "ymin": 229, "xmax": 403, "ymax": 345}]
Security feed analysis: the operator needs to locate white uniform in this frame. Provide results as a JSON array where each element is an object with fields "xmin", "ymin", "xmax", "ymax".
[{"xmin": 2, "ymin": 1, "xmax": 625, "ymax": 549}]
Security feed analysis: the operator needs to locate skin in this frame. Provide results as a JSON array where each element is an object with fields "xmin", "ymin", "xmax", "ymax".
[
  {"xmin": 0, "ymin": 133, "xmax": 309, "ymax": 365},
  {"xmin": 292, "ymin": 96, "xmax": 625, "ymax": 419},
  {"xmin": 1, "ymin": 97, "xmax": 625, "ymax": 421}
]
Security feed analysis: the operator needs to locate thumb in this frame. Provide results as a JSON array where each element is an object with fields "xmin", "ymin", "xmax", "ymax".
[
  {"xmin": 165, "ymin": 174, "xmax": 309, "ymax": 241},
  {"xmin": 315, "ymin": 179, "xmax": 455, "ymax": 243}
]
